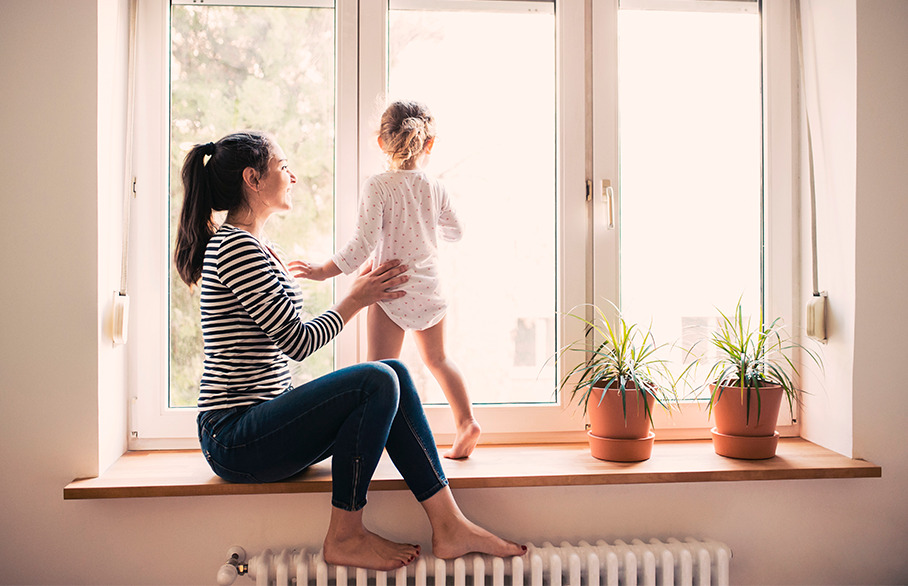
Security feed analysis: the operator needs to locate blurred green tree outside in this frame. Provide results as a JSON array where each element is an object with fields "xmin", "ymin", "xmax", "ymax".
[{"xmin": 169, "ymin": 5, "xmax": 335, "ymax": 407}]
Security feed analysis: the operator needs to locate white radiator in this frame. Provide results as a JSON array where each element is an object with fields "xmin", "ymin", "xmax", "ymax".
[{"xmin": 218, "ymin": 538, "xmax": 732, "ymax": 586}]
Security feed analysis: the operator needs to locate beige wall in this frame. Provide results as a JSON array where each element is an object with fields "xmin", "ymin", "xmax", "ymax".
[{"xmin": 1, "ymin": 1, "xmax": 906, "ymax": 584}]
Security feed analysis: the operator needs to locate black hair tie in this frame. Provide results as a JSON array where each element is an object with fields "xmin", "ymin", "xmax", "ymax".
[{"xmin": 202, "ymin": 142, "xmax": 216, "ymax": 156}]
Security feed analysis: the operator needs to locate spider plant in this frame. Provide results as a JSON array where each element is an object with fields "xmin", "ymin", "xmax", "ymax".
[
  {"xmin": 557, "ymin": 303, "xmax": 677, "ymax": 425},
  {"xmin": 701, "ymin": 299, "xmax": 823, "ymax": 425}
]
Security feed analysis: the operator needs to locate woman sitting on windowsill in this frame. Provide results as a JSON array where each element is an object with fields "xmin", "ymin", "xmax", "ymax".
[{"xmin": 172, "ymin": 130, "xmax": 526, "ymax": 571}]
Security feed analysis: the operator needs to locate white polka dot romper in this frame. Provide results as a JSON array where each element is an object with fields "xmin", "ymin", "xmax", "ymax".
[{"xmin": 331, "ymin": 169, "xmax": 463, "ymax": 331}]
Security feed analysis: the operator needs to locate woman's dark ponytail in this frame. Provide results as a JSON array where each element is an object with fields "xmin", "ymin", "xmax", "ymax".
[
  {"xmin": 173, "ymin": 132, "xmax": 273, "ymax": 286},
  {"xmin": 174, "ymin": 144, "xmax": 215, "ymax": 286}
]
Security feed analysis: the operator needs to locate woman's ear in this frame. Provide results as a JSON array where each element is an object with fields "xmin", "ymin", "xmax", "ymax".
[
  {"xmin": 377, "ymin": 135, "xmax": 385, "ymax": 150},
  {"xmin": 424, "ymin": 137, "xmax": 435, "ymax": 154},
  {"xmin": 242, "ymin": 167, "xmax": 260, "ymax": 191}
]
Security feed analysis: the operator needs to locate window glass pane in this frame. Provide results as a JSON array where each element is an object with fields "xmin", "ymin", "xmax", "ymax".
[
  {"xmin": 388, "ymin": 2, "xmax": 557, "ymax": 405},
  {"xmin": 169, "ymin": 5, "xmax": 335, "ymax": 407},
  {"xmin": 617, "ymin": 6, "xmax": 762, "ymax": 396}
]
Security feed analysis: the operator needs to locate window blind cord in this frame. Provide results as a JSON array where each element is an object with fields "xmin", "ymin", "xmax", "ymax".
[
  {"xmin": 113, "ymin": 0, "xmax": 137, "ymax": 346},
  {"xmin": 795, "ymin": 0, "xmax": 820, "ymax": 298},
  {"xmin": 120, "ymin": 0, "xmax": 138, "ymax": 297},
  {"xmin": 795, "ymin": 0, "xmax": 828, "ymax": 342}
]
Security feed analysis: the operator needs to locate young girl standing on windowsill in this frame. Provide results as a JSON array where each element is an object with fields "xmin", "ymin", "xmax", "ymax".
[{"xmin": 299, "ymin": 100, "xmax": 480, "ymax": 459}]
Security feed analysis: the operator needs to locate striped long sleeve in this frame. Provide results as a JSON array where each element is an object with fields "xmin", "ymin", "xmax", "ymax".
[{"xmin": 198, "ymin": 226, "xmax": 343, "ymax": 411}]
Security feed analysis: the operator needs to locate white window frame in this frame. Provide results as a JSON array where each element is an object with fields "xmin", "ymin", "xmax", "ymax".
[
  {"xmin": 127, "ymin": 0, "xmax": 795, "ymax": 448},
  {"xmin": 130, "ymin": 0, "xmax": 173, "ymax": 448}
]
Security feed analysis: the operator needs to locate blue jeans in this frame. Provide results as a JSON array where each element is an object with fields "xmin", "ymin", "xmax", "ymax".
[{"xmin": 198, "ymin": 359, "xmax": 448, "ymax": 511}]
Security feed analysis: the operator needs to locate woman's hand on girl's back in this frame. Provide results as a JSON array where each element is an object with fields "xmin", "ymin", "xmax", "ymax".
[{"xmin": 332, "ymin": 260, "xmax": 408, "ymax": 323}]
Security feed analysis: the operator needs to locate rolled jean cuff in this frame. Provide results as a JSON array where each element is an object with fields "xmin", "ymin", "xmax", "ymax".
[
  {"xmin": 331, "ymin": 497, "xmax": 368, "ymax": 512},
  {"xmin": 413, "ymin": 477, "xmax": 449, "ymax": 503},
  {"xmin": 330, "ymin": 470, "xmax": 447, "ymax": 510}
]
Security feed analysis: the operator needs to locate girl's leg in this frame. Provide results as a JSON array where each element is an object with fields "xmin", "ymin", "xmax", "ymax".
[
  {"xmin": 378, "ymin": 360, "xmax": 524, "ymax": 559},
  {"xmin": 368, "ymin": 304, "xmax": 406, "ymax": 361},
  {"xmin": 412, "ymin": 318, "xmax": 481, "ymax": 459}
]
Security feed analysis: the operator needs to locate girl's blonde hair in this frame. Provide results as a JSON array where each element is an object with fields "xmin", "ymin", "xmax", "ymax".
[{"xmin": 379, "ymin": 100, "xmax": 436, "ymax": 169}]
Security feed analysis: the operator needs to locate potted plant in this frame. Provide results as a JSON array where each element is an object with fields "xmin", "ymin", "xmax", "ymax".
[
  {"xmin": 557, "ymin": 303, "xmax": 679, "ymax": 462},
  {"xmin": 698, "ymin": 299, "xmax": 822, "ymax": 459}
]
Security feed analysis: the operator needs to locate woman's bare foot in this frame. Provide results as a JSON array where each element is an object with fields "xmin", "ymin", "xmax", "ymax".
[
  {"xmin": 421, "ymin": 487, "xmax": 526, "ymax": 560},
  {"xmin": 444, "ymin": 419, "xmax": 481, "ymax": 460},
  {"xmin": 324, "ymin": 507, "xmax": 420, "ymax": 571},
  {"xmin": 431, "ymin": 515, "xmax": 526, "ymax": 560}
]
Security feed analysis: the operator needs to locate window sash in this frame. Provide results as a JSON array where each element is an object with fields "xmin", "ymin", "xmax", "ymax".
[{"xmin": 591, "ymin": 0, "xmax": 798, "ymax": 438}]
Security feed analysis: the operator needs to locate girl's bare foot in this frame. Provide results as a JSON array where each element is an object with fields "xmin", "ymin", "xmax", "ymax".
[
  {"xmin": 444, "ymin": 419, "xmax": 481, "ymax": 460},
  {"xmin": 324, "ymin": 507, "xmax": 420, "ymax": 571}
]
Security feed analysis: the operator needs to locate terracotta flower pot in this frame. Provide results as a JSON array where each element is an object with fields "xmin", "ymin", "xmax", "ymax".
[
  {"xmin": 586, "ymin": 383, "xmax": 655, "ymax": 462},
  {"xmin": 711, "ymin": 383, "xmax": 783, "ymax": 437},
  {"xmin": 710, "ymin": 383, "xmax": 784, "ymax": 459}
]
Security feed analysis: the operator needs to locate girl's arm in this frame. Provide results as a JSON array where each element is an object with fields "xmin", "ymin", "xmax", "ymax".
[
  {"xmin": 289, "ymin": 259, "xmax": 342, "ymax": 282},
  {"xmin": 289, "ymin": 257, "xmax": 409, "ymax": 322},
  {"xmin": 289, "ymin": 179, "xmax": 382, "ymax": 281},
  {"xmin": 438, "ymin": 207, "xmax": 462, "ymax": 242},
  {"xmin": 438, "ymin": 182, "xmax": 463, "ymax": 242}
]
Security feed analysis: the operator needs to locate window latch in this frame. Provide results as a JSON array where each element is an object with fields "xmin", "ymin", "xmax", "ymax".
[{"xmin": 602, "ymin": 180, "xmax": 615, "ymax": 229}]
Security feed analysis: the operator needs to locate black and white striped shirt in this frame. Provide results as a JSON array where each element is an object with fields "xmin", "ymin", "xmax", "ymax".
[{"xmin": 198, "ymin": 224, "xmax": 343, "ymax": 411}]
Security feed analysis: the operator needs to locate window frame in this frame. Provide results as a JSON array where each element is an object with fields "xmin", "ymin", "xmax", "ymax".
[
  {"xmin": 130, "ymin": 0, "xmax": 173, "ymax": 448},
  {"xmin": 127, "ymin": 0, "xmax": 796, "ymax": 449}
]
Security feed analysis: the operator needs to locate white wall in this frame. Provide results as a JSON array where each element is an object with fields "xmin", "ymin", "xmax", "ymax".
[
  {"xmin": 797, "ymin": 0, "xmax": 857, "ymax": 457},
  {"xmin": 0, "ymin": 0, "xmax": 102, "ymax": 489},
  {"xmin": 1, "ymin": 1, "xmax": 906, "ymax": 584}
]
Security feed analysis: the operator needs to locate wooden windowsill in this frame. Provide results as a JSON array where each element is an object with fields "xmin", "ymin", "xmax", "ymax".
[{"xmin": 63, "ymin": 438, "xmax": 880, "ymax": 500}]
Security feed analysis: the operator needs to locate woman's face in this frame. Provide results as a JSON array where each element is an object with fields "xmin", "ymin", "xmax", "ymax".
[{"xmin": 256, "ymin": 143, "xmax": 297, "ymax": 215}]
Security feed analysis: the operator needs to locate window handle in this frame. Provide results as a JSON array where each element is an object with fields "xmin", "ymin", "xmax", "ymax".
[{"xmin": 602, "ymin": 180, "xmax": 615, "ymax": 229}]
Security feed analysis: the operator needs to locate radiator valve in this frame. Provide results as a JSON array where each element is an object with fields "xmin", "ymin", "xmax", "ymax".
[{"xmin": 217, "ymin": 546, "xmax": 248, "ymax": 586}]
